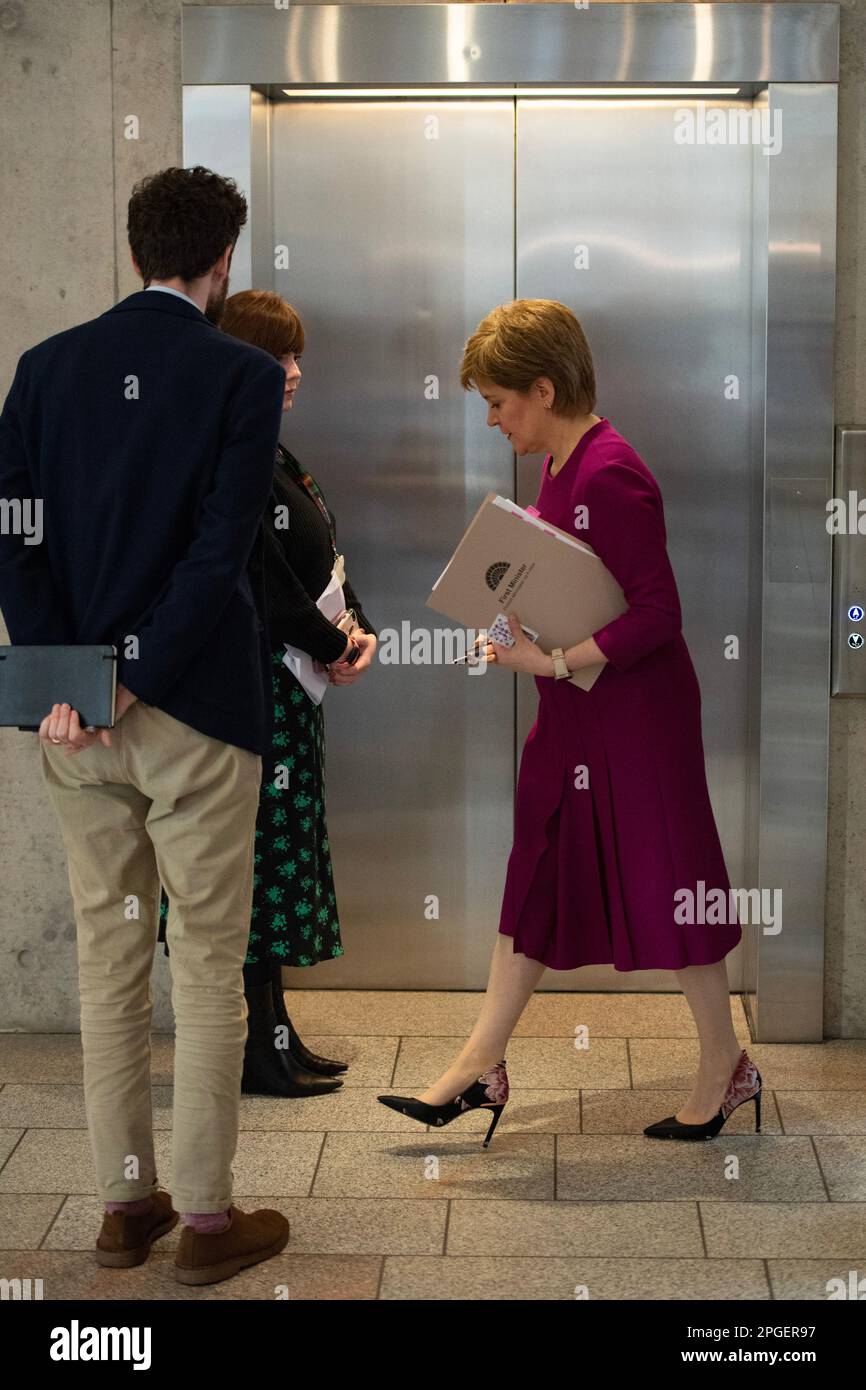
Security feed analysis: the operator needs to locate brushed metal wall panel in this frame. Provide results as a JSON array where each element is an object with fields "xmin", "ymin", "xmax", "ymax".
[
  {"xmin": 754, "ymin": 83, "xmax": 836, "ymax": 1041},
  {"xmin": 742, "ymin": 96, "xmax": 770, "ymax": 1030},
  {"xmin": 515, "ymin": 99, "xmax": 753, "ymax": 991},
  {"xmin": 271, "ymin": 101, "xmax": 515, "ymax": 987},
  {"xmin": 182, "ymin": 5, "xmax": 839, "ymax": 86},
  {"xmin": 182, "ymin": 86, "xmax": 255, "ymax": 290}
]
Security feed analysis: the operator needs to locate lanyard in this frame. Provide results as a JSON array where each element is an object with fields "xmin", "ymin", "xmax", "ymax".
[{"xmin": 278, "ymin": 446, "xmax": 337, "ymax": 558}]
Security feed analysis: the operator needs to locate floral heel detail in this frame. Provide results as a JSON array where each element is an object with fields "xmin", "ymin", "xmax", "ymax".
[
  {"xmin": 378, "ymin": 1059, "xmax": 510, "ymax": 1148},
  {"xmin": 720, "ymin": 1050, "xmax": 762, "ymax": 1125}
]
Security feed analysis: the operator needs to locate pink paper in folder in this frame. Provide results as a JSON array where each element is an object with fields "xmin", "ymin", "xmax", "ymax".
[{"xmin": 523, "ymin": 503, "xmax": 561, "ymax": 540}]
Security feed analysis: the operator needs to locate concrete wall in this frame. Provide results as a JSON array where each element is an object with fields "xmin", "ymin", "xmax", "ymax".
[{"xmin": 1, "ymin": 0, "xmax": 863, "ymax": 1034}]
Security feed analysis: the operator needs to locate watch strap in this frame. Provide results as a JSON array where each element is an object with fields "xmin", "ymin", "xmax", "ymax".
[{"xmin": 551, "ymin": 647, "xmax": 570, "ymax": 680}]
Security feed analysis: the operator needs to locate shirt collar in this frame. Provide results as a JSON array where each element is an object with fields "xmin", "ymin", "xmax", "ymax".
[{"xmin": 144, "ymin": 284, "xmax": 203, "ymax": 313}]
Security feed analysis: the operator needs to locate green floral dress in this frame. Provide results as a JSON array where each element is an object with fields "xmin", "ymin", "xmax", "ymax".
[
  {"xmin": 246, "ymin": 650, "xmax": 344, "ymax": 966},
  {"xmin": 158, "ymin": 445, "xmax": 373, "ymax": 970}
]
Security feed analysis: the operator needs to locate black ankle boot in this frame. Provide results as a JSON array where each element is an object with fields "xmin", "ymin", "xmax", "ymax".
[
  {"xmin": 269, "ymin": 964, "xmax": 348, "ymax": 1076},
  {"xmin": 242, "ymin": 981, "xmax": 343, "ymax": 1097}
]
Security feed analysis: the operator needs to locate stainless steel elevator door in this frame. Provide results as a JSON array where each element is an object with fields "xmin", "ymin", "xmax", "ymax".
[
  {"xmin": 515, "ymin": 100, "xmax": 752, "ymax": 989},
  {"xmin": 274, "ymin": 96, "xmax": 753, "ymax": 991},
  {"xmin": 272, "ymin": 101, "xmax": 516, "ymax": 987}
]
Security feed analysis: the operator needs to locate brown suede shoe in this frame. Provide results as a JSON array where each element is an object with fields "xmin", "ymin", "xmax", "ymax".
[
  {"xmin": 95, "ymin": 1190, "xmax": 179, "ymax": 1268},
  {"xmin": 174, "ymin": 1205, "xmax": 290, "ymax": 1286}
]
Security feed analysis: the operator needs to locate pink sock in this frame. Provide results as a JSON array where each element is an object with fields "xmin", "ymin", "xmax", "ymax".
[
  {"xmin": 182, "ymin": 1209, "xmax": 231, "ymax": 1233},
  {"xmin": 105, "ymin": 1196, "xmax": 154, "ymax": 1215}
]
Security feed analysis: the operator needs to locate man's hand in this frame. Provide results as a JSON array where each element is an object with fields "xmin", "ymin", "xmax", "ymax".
[
  {"xmin": 328, "ymin": 631, "xmax": 377, "ymax": 686},
  {"xmin": 39, "ymin": 683, "xmax": 139, "ymax": 757}
]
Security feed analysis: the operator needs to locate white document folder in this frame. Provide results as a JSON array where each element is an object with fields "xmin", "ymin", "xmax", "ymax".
[{"xmin": 281, "ymin": 553, "xmax": 346, "ymax": 706}]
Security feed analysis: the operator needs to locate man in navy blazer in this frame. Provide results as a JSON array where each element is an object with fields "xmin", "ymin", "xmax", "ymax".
[
  {"xmin": 0, "ymin": 166, "xmax": 291, "ymax": 1282},
  {"xmin": 0, "ymin": 227, "xmax": 283, "ymax": 754}
]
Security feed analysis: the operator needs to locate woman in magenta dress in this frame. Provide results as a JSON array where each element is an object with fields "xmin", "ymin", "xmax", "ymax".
[{"xmin": 379, "ymin": 298, "xmax": 762, "ymax": 1145}]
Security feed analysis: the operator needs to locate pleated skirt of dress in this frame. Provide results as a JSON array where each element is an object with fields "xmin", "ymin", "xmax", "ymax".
[{"xmin": 498, "ymin": 637, "xmax": 743, "ymax": 972}]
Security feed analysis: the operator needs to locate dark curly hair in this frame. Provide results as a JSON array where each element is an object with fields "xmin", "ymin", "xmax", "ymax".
[{"xmin": 127, "ymin": 166, "xmax": 248, "ymax": 283}]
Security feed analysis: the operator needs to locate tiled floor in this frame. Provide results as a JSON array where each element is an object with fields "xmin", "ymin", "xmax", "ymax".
[{"xmin": 1, "ymin": 992, "xmax": 865, "ymax": 1300}]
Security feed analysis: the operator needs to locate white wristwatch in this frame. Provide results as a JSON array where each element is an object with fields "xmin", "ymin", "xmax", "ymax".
[{"xmin": 551, "ymin": 647, "xmax": 570, "ymax": 680}]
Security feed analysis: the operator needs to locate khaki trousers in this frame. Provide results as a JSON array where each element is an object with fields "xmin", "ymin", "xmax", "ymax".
[{"xmin": 40, "ymin": 700, "xmax": 262, "ymax": 1213}]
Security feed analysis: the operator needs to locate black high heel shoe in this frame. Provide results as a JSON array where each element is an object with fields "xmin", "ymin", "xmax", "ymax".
[
  {"xmin": 377, "ymin": 1060, "xmax": 509, "ymax": 1149},
  {"xmin": 270, "ymin": 965, "xmax": 348, "ymax": 1076},
  {"xmin": 643, "ymin": 1049, "xmax": 762, "ymax": 1141}
]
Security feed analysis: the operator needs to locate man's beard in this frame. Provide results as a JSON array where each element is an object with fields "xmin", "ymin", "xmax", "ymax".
[{"xmin": 205, "ymin": 277, "xmax": 229, "ymax": 326}]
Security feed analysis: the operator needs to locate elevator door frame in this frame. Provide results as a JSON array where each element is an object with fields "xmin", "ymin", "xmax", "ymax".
[{"xmin": 182, "ymin": 4, "xmax": 839, "ymax": 1042}]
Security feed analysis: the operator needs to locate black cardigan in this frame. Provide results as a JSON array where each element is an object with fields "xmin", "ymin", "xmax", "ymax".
[{"xmin": 254, "ymin": 444, "xmax": 376, "ymax": 664}]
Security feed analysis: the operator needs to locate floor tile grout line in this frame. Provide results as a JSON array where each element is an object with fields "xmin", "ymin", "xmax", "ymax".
[
  {"xmin": 306, "ymin": 1132, "xmax": 329, "ymax": 1196},
  {"xmin": 0, "ymin": 1029, "xmax": 772, "ymax": 1050},
  {"xmin": 1, "ymin": 1197, "xmax": 851, "ymax": 1204},
  {"xmin": 6, "ymin": 1084, "xmax": 866, "ymax": 1094},
  {"xmin": 10, "ymin": 1250, "xmax": 844, "ymax": 1268},
  {"xmin": 0, "ymin": 1119, "xmax": 858, "ymax": 1128},
  {"xmin": 11, "ymin": 1198, "xmax": 851, "ymax": 1210},
  {"xmin": 37, "ymin": 1194, "xmax": 68, "ymax": 1251},
  {"xmin": 253, "ymin": 1132, "xmax": 834, "ymax": 1140},
  {"xmin": 12, "ymin": 1021, "xmax": 866, "ymax": 1035},
  {"xmin": 0, "ymin": 1126, "xmax": 28, "ymax": 1177},
  {"xmin": 808, "ymin": 1134, "xmax": 833, "ymax": 1202},
  {"xmin": 0, "ymin": 1039, "xmax": 783, "ymax": 1047},
  {"xmin": 695, "ymin": 1200, "xmax": 708, "ymax": 1257},
  {"xmin": 389, "ymin": 1037, "xmax": 403, "ymax": 1089}
]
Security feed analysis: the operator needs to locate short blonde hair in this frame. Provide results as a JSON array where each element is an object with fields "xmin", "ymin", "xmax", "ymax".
[{"xmin": 460, "ymin": 299, "xmax": 596, "ymax": 417}]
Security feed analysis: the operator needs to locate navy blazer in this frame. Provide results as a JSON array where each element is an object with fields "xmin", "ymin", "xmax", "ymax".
[{"xmin": 0, "ymin": 289, "xmax": 286, "ymax": 755}]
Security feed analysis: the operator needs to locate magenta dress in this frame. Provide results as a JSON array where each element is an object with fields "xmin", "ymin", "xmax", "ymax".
[{"xmin": 498, "ymin": 417, "xmax": 741, "ymax": 971}]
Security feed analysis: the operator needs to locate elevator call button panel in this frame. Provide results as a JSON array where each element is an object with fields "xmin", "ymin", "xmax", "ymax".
[{"xmin": 832, "ymin": 427, "xmax": 866, "ymax": 696}]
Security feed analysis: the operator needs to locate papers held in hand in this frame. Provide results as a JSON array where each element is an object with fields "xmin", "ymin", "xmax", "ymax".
[
  {"xmin": 426, "ymin": 494, "xmax": 626, "ymax": 692},
  {"xmin": 282, "ymin": 553, "xmax": 349, "ymax": 706}
]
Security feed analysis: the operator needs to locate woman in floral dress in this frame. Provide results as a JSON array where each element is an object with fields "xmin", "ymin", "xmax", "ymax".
[{"xmin": 157, "ymin": 290, "xmax": 377, "ymax": 1096}]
